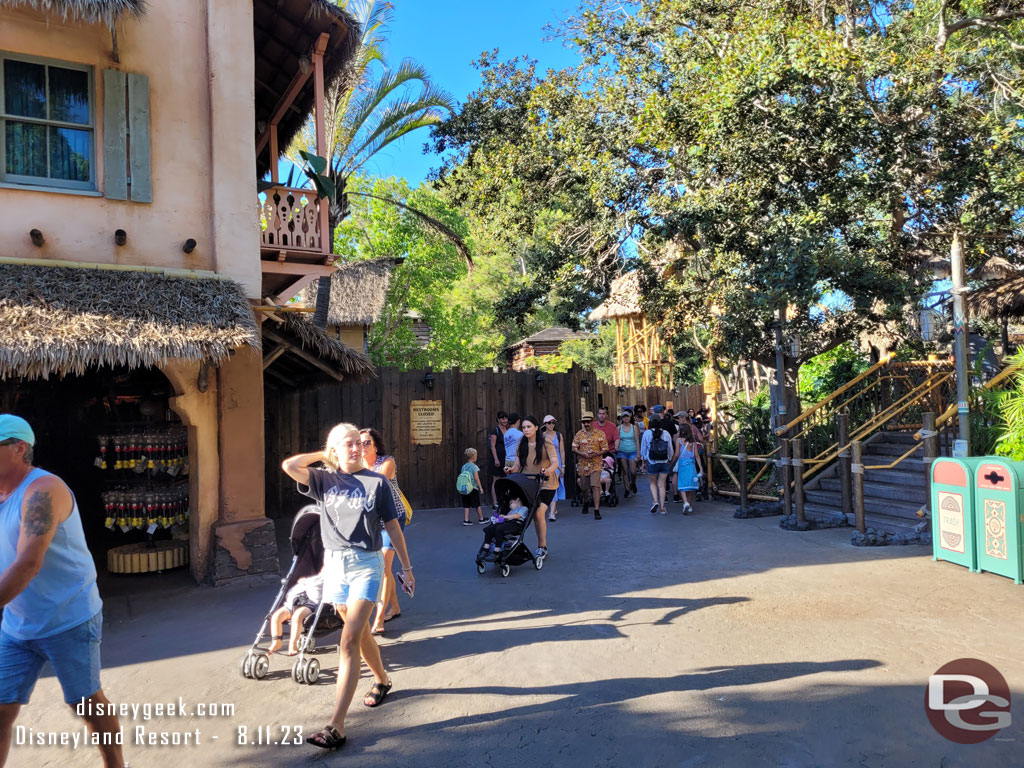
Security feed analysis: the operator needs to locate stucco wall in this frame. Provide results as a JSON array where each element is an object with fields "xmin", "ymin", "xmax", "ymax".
[{"xmin": 0, "ymin": 2, "xmax": 261, "ymax": 296}]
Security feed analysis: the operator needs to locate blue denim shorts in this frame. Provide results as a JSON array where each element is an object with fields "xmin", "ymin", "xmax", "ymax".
[
  {"xmin": 0, "ymin": 611, "xmax": 102, "ymax": 705},
  {"xmin": 646, "ymin": 462, "xmax": 670, "ymax": 475},
  {"xmin": 323, "ymin": 549, "xmax": 384, "ymax": 605},
  {"xmin": 616, "ymin": 450, "xmax": 637, "ymax": 460}
]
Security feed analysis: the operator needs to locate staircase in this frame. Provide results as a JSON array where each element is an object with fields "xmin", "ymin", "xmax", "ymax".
[{"xmin": 802, "ymin": 431, "xmax": 928, "ymax": 534}]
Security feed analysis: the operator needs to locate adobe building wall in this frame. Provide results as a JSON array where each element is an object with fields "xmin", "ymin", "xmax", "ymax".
[{"xmin": 0, "ymin": 1, "xmax": 261, "ymax": 297}]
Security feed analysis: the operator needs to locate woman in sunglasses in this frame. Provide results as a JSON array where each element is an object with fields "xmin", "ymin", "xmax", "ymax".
[{"xmin": 361, "ymin": 428, "xmax": 405, "ymax": 635}]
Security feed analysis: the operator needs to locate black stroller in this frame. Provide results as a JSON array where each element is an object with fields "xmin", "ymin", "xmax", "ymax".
[
  {"xmin": 475, "ymin": 474, "xmax": 545, "ymax": 577},
  {"xmin": 239, "ymin": 505, "xmax": 343, "ymax": 685}
]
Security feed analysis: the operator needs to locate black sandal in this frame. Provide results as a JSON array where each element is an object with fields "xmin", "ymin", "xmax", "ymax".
[
  {"xmin": 363, "ymin": 679, "xmax": 392, "ymax": 707},
  {"xmin": 306, "ymin": 725, "xmax": 345, "ymax": 749}
]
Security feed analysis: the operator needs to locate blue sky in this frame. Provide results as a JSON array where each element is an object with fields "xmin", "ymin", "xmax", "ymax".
[{"xmin": 360, "ymin": 0, "xmax": 581, "ymax": 186}]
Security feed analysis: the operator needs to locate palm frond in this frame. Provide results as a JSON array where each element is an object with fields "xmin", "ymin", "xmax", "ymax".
[
  {"xmin": 348, "ymin": 191, "xmax": 473, "ymax": 269},
  {"xmin": 343, "ymin": 60, "xmax": 437, "ymax": 138},
  {"xmin": 345, "ymin": 111, "xmax": 448, "ymax": 177}
]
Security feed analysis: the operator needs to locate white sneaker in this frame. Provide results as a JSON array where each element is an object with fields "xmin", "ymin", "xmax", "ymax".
[
  {"xmin": 547, "ymin": 513, "xmax": 556, "ymax": 522},
  {"xmin": 683, "ymin": 503, "xmax": 692, "ymax": 515}
]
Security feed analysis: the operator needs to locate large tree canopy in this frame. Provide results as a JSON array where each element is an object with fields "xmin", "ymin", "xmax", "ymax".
[{"xmin": 431, "ymin": 1, "xmax": 1024, "ymax": 387}]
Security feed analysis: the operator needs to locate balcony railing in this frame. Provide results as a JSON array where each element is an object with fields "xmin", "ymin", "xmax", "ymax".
[{"xmin": 258, "ymin": 186, "xmax": 324, "ymax": 255}]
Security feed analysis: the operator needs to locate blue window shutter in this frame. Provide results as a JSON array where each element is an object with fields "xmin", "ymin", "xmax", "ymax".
[
  {"xmin": 102, "ymin": 69, "xmax": 127, "ymax": 200},
  {"xmin": 127, "ymin": 73, "xmax": 151, "ymax": 203}
]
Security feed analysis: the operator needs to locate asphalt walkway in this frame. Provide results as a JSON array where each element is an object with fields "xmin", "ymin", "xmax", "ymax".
[{"xmin": 11, "ymin": 484, "xmax": 1024, "ymax": 767}]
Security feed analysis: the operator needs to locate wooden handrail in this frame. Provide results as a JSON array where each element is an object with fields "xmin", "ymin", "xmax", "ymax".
[
  {"xmin": 775, "ymin": 353, "xmax": 894, "ymax": 436},
  {"xmin": 915, "ymin": 363, "xmax": 1023, "ymax": 440},
  {"xmin": 800, "ymin": 371, "xmax": 953, "ymax": 483}
]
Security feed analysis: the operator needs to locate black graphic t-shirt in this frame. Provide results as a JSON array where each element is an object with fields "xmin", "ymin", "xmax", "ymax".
[{"xmin": 299, "ymin": 468, "xmax": 399, "ymax": 551}]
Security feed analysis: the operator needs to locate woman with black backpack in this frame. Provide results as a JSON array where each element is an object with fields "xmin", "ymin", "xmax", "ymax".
[{"xmin": 640, "ymin": 417, "xmax": 674, "ymax": 515}]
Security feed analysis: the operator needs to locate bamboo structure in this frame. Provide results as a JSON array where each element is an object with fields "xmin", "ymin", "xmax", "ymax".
[{"xmin": 590, "ymin": 272, "xmax": 675, "ymax": 387}]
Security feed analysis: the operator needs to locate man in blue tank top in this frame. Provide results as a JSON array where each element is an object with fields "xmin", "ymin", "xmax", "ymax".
[{"xmin": 0, "ymin": 415, "xmax": 125, "ymax": 767}]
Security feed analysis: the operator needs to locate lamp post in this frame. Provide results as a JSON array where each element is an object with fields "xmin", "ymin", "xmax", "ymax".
[
  {"xmin": 950, "ymin": 232, "xmax": 971, "ymax": 449},
  {"xmin": 774, "ymin": 307, "xmax": 787, "ymax": 437}
]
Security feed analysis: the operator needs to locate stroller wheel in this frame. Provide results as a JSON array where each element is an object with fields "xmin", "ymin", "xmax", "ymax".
[
  {"xmin": 239, "ymin": 653, "xmax": 254, "ymax": 679},
  {"xmin": 299, "ymin": 635, "xmax": 316, "ymax": 653},
  {"xmin": 501, "ymin": 564, "xmax": 511, "ymax": 578},
  {"xmin": 476, "ymin": 561, "xmax": 486, "ymax": 575},
  {"xmin": 304, "ymin": 657, "xmax": 321, "ymax": 685},
  {"xmin": 252, "ymin": 653, "xmax": 270, "ymax": 680},
  {"xmin": 291, "ymin": 658, "xmax": 307, "ymax": 685}
]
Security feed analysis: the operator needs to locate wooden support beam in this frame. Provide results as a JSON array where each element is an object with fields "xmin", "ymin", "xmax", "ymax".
[
  {"xmin": 263, "ymin": 325, "xmax": 345, "ymax": 383},
  {"xmin": 311, "ymin": 33, "xmax": 331, "ymax": 256},
  {"xmin": 272, "ymin": 272, "xmax": 320, "ymax": 304},
  {"xmin": 255, "ymin": 65, "xmax": 313, "ymax": 156},
  {"xmin": 269, "ymin": 124, "xmax": 279, "ymax": 183},
  {"xmin": 260, "ymin": 261, "xmax": 336, "ymax": 277},
  {"xmin": 262, "ymin": 344, "xmax": 287, "ymax": 370}
]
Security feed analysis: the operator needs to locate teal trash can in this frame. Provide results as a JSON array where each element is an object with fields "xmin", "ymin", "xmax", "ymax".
[
  {"xmin": 973, "ymin": 459, "xmax": 1024, "ymax": 585},
  {"xmin": 931, "ymin": 457, "xmax": 984, "ymax": 571}
]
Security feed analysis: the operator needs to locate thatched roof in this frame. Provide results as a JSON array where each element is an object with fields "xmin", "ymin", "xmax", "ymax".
[
  {"xmin": 976, "ymin": 256, "xmax": 1020, "ymax": 282},
  {"xmin": 510, "ymin": 327, "xmax": 593, "ymax": 349},
  {"xmin": 589, "ymin": 272, "xmax": 643, "ymax": 321},
  {"xmin": 0, "ymin": 264, "xmax": 259, "ymax": 381},
  {"xmin": 967, "ymin": 274, "xmax": 1024, "ymax": 319},
  {"xmin": 300, "ymin": 258, "xmax": 398, "ymax": 326},
  {"xmin": 0, "ymin": 0, "xmax": 145, "ymax": 25},
  {"xmin": 262, "ymin": 312, "xmax": 372, "ymax": 388},
  {"xmin": 254, "ymin": 0, "xmax": 361, "ymax": 176}
]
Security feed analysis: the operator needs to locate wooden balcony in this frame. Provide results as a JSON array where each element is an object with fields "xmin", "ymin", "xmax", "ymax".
[
  {"xmin": 259, "ymin": 186, "xmax": 326, "ymax": 259},
  {"xmin": 259, "ymin": 185, "xmax": 334, "ymax": 302}
]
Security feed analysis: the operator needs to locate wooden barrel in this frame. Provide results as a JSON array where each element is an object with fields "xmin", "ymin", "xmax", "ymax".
[{"xmin": 107, "ymin": 540, "xmax": 189, "ymax": 574}]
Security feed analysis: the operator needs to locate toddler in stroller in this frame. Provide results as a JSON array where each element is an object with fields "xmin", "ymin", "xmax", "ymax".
[
  {"xmin": 475, "ymin": 474, "xmax": 545, "ymax": 577},
  {"xmin": 269, "ymin": 573, "xmax": 323, "ymax": 655}
]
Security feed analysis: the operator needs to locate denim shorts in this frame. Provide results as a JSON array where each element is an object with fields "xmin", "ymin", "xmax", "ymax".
[
  {"xmin": 616, "ymin": 450, "xmax": 637, "ymax": 460},
  {"xmin": 0, "ymin": 611, "xmax": 102, "ymax": 705},
  {"xmin": 646, "ymin": 462, "xmax": 670, "ymax": 475},
  {"xmin": 323, "ymin": 549, "xmax": 384, "ymax": 605}
]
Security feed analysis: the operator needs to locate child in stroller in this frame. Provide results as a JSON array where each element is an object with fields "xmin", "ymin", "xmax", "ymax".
[
  {"xmin": 475, "ymin": 474, "xmax": 545, "ymax": 577},
  {"xmin": 269, "ymin": 572, "xmax": 323, "ymax": 655},
  {"xmin": 476, "ymin": 496, "xmax": 528, "ymax": 558}
]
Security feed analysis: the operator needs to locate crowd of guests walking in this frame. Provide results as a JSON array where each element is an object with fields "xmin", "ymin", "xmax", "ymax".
[{"xmin": 470, "ymin": 403, "xmax": 714, "ymax": 556}]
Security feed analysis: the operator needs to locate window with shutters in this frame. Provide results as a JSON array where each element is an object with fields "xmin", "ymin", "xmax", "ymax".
[{"xmin": 0, "ymin": 53, "xmax": 95, "ymax": 191}]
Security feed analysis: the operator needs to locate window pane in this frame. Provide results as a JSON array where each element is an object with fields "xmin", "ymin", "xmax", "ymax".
[
  {"xmin": 5, "ymin": 121, "xmax": 46, "ymax": 177},
  {"xmin": 4, "ymin": 60, "xmax": 46, "ymax": 119},
  {"xmin": 49, "ymin": 127, "xmax": 91, "ymax": 181},
  {"xmin": 49, "ymin": 67, "xmax": 89, "ymax": 124}
]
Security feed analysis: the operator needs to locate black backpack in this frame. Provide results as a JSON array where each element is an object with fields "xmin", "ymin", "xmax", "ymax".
[{"xmin": 649, "ymin": 431, "xmax": 670, "ymax": 461}]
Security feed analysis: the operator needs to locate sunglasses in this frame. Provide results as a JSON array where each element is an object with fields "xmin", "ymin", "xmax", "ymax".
[
  {"xmin": 360, "ymin": 440, "xmax": 373, "ymax": 447},
  {"xmin": 581, "ymin": 419, "xmax": 593, "ymax": 424}
]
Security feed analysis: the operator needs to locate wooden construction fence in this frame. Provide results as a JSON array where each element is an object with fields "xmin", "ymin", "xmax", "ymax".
[{"xmin": 265, "ymin": 366, "xmax": 704, "ymax": 515}]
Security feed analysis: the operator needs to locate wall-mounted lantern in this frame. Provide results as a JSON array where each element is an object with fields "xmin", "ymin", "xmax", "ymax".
[{"xmin": 422, "ymin": 371, "xmax": 436, "ymax": 390}]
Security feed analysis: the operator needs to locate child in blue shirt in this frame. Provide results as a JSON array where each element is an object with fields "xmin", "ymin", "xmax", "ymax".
[{"xmin": 460, "ymin": 448, "xmax": 486, "ymax": 526}]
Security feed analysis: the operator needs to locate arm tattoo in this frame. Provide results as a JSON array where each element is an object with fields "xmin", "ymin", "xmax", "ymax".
[{"xmin": 24, "ymin": 491, "xmax": 54, "ymax": 537}]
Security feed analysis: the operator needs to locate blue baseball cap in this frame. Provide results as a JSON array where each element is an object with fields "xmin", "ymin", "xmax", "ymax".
[
  {"xmin": 0, "ymin": 414, "xmax": 35, "ymax": 445},
  {"xmin": 651, "ymin": 404, "xmax": 665, "ymax": 414}
]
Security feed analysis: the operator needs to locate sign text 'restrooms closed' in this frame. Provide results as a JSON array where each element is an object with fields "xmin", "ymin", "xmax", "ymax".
[{"xmin": 410, "ymin": 400, "xmax": 442, "ymax": 445}]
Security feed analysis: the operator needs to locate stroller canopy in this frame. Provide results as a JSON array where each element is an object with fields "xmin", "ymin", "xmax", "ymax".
[
  {"xmin": 289, "ymin": 505, "xmax": 325, "ymax": 580},
  {"xmin": 495, "ymin": 474, "xmax": 540, "ymax": 510}
]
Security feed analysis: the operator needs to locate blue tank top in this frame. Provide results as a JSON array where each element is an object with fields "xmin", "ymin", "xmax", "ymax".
[
  {"xmin": 618, "ymin": 425, "xmax": 638, "ymax": 452},
  {"xmin": 0, "ymin": 468, "xmax": 102, "ymax": 639}
]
